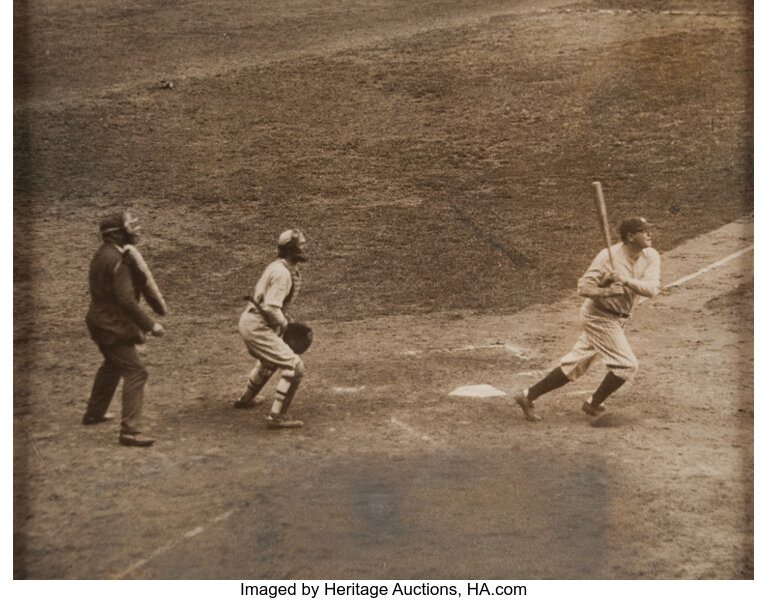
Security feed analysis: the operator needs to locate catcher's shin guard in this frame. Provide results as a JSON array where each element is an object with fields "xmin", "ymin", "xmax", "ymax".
[
  {"xmin": 269, "ymin": 359, "xmax": 305, "ymax": 416},
  {"xmin": 237, "ymin": 362, "xmax": 275, "ymax": 406},
  {"xmin": 248, "ymin": 362, "xmax": 276, "ymax": 394}
]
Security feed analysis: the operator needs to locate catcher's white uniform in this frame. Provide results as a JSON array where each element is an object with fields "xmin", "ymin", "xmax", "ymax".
[
  {"xmin": 239, "ymin": 258, "xmax": 302, "ymax": 369},
  {"xmin": 235, "ymin": 253, "xmax": 306, "ymax": 428}
]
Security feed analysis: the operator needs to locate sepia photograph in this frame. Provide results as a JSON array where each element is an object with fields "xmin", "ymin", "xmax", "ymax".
[{"xmin": 13, "ymin": 0, "xmax": 754, "ymax": 587}]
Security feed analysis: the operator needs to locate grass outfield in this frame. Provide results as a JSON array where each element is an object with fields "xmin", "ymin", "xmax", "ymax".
[{"xmin": 14, "ymin": 0, "xmax": 752, "ymax": 326}]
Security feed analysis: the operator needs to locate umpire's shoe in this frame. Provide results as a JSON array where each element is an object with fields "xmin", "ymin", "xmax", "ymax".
[
  {"xmin": 266, "ymin": 413, "xmax": 304, "ymax": 430},
  {"xmin": 514, "ymin": 389, "xmax": 541, "ymax": 422},
  {"xmin": 82, "ymin": 412, "xmax": 116, "ymax": 425},
  {"xmin": 119, "ymin": 432, "xmax": 156, "ymax": 447}
]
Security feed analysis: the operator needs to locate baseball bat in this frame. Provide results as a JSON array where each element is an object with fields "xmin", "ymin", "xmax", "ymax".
[{"xmin": 591, "ymin": 181, "xmax": 615, "ymax": 269}]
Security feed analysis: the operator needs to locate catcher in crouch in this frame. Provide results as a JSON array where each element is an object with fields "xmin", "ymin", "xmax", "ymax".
[{"xmin": 234, "ymin": 229, "xmax": 312, "ymax": 429}]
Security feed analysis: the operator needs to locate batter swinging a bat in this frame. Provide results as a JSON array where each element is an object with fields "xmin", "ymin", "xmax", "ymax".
[
  {"xmin": 234, "ymin": 229, "xmax": 309, "ymax": 429},
  {"xmin": 514, "ymin": 206, "xmax": 661, "ymax": 422}
]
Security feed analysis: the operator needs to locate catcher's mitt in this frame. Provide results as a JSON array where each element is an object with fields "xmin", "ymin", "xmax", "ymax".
[{"xmin": 283, "ymin": 321, "xmax": 313, "ymax": 354}]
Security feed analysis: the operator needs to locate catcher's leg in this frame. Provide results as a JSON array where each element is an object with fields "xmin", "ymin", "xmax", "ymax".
[
  {"xmin": 267, "ymin": 358, "xmax": 305, "ymax": 429},
  {"xmin": 234, "ymin": 361, "xmax": 276, "ymax": 409}
]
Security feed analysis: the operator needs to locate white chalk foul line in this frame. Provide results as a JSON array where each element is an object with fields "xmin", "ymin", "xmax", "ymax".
[
  {"xmin": 668, "ymin": 245, "xmax": 753, "ymax": 286},
  {"xmin": 185, "ymin": 526, "xmax": 205, "ymax": 538},
  {"xmin": 114, "ymin": 508, "xmax": 235, "ymax": 579},
  {"xmin": 391, "ymin": 417, "xmax": 432, "ymax": 442},
  {"xmin": 402, "ymin": 343, "xmax": 530, "ymax": 357},
  {"xmin": 638, "ymin": 245, "xmax": 753, "ymax": 305}
]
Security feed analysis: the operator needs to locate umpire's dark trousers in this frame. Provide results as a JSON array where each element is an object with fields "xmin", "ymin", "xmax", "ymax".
[{"xmin": 86, "ymin": 343, "xmax": 148, "ymax": 434}]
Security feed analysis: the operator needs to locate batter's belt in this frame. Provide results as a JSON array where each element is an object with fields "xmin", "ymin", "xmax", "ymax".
[{"xmin": 594, "ymin": 303, "xmax": 631, "ymax": 319}]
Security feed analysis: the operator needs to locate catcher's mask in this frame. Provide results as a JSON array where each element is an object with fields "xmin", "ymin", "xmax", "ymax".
[
  {"xmin": 277, "ymin": 228, "xmax": 307, "ymax": 262},
  {"xmin": 100, "ymin": 210, "xmax": 141, "ymax": 243}
]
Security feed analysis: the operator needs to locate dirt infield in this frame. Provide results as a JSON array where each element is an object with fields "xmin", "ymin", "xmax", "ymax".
[{"xmin": 13, "ymin": 0, "xmax": 753, "ymax": 580}]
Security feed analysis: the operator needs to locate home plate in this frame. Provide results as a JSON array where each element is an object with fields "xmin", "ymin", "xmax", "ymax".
[{"xmin": 448, "ymin": 384, "xmax": 507, "ymax": 398}]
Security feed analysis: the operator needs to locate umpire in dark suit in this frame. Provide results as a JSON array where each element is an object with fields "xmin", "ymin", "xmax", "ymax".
[{"xmin": 83, "ymin": 211, "xmax": 165, "ymax": 447}]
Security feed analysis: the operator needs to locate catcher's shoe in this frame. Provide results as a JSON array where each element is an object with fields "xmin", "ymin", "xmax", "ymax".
[
  {"xmin": 233, "ymin": 396, "xmax": 263, "ymax": 409},
  {"xmin": 266, "ymin": 413, "xmax": 304, "ymax": 430},
  {"xmin": 514, "ymin": 390, "xmax": 541, "ymax": 422},
  {"xmin": 581, "ymin": 399, "xmax": 606, "ymax": 416}
]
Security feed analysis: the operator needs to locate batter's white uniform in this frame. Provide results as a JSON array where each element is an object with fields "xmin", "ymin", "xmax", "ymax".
[
  {"xmin": 559, "ymin": 242, "xmax": 661, "ymax": 381},
  {"xmin": 239, "ymin": 258, "xmax": 302, "ymax": 369}
]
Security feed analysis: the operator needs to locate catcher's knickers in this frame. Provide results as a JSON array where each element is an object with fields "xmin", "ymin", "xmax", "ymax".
[
  {"xmin": 559, "ymin": 306, "xmax": 638, "ymax": 381},
  {"xmin": 271, "ymin": 359, "xmax": 305, "ymax": 415},
  {"xmin": 239, "ymin": 310, "xmax": 302, "ymax": 371}
]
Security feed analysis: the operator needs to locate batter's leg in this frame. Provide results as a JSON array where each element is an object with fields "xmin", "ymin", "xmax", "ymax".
[
  {"xmin": 559, "ymin": 331, "xmax": 600, "ymax": 380},
  {"xmin": 583, "ymin": 372, "xmax": 627, "ymax": 415},
  {"xmin": 580, "ymin": 315, "xmax": 638, "ymax": 415},
  {"xmin": 527, "ymin": 367, "xmax": 571, "ymax": 402},
  {"xmin": 582, "ymin": 315, "xmax": 639, "ymax": 380},
  {"xmin": 514, "ymin": 329, "xmax": 598, "ymax": 422},
  {"xmin": 514, "ymin": 367, "xmax": 571, "ymax": 422}
]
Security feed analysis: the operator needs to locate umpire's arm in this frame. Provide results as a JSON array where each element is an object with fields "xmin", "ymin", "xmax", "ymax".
[{"xmin": 113, "ymin": 262, "xmax": 158, "ymax": 333}]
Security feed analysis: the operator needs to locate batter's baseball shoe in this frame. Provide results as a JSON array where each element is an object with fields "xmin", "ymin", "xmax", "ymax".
[
  {"xmin": 118, "ymin": 432, "xmax": 156, "ymax": 447},
  {"xmin": 514, "ymin": 390, "xmax": 541, "ymax": 422},
  {"xmin": 82, "ymin": 412, "xmax": 116, "ymax": 425},
  {"xmin": 581, "ymin": 400, "xmax": 606, "ymax": 417},
  {"xmin": 233, "ymin": 396, "xmax": 264, "ymax": 409},
  {"xmin": 266, "ymin": 414, "xmax": 304, "ymax": 430}
]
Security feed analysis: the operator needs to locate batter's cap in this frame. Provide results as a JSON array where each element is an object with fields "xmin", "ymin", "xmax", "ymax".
[{"xmin": 619, "ymin": 216, "xmax": 652, "ymax": 238}]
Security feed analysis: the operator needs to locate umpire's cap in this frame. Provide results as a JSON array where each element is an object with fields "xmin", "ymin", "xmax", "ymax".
[
  {"xmin": 99, "ymin": 212, "xmax": 126, "ymax": 234},
  {"xmin": 99, "ymin": 210, "xmax": 140, "ymax": 237}
]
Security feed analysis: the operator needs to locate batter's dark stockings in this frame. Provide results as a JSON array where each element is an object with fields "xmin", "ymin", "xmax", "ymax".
[
  {"xmin": 528, "ymin": 367, "xmax": 570, "ymax": 401},
  {"xmin": 591, "ymin": 371, "xmax": 626, "ymax": 406}
]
